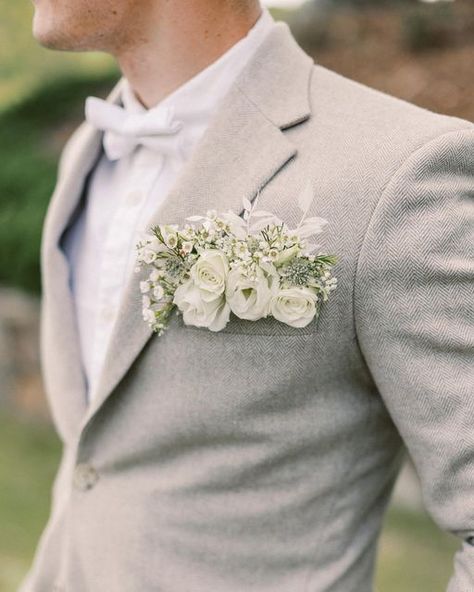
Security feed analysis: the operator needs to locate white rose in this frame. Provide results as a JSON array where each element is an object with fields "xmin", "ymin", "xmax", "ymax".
[
  {"xmin": 173, "ymin": 279, "xmax": 230, "ymax": 331},
  {"xmin": 189, "ymin": 250, "xmax": 229, "ymax": 301},
  {"xmin": 225, "ymin": 265, "xmax": 279, "ymax": 321},
  {"xmin": 270, "ymin": 286, "xmax": 318, "ymax": 328}
]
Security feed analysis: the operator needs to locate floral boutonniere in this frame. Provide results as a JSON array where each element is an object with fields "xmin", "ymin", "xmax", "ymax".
[{"xmin": 135, "ymin": 183, "xmax": 338, "ymax": 335}]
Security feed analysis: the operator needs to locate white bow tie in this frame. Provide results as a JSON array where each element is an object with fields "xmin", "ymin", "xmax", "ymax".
[{"xmin": 85, "ymin": 96, "xmax": 184, "ymax": 161}]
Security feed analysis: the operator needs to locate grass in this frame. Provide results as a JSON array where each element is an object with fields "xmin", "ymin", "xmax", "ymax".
[
  {"xmin": 376, "ymin": 505, "xmax": 459, "ymax": 590},
  {"xmin": 0, "ymin": 413, "xmax": 61, "ymax": 592},
  {"xmin": 0, "ymin": 411, "xmax": 460, "ymax": 592}
]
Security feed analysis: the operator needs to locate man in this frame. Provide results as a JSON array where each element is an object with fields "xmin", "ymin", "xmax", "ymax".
[{"xmin": 21, "ymin": 0, "xmax": 473, "ymax": 590}]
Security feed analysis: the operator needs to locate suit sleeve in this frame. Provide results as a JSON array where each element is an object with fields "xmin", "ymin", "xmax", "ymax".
[{"xmin": 354, "ymin": 126, "xmax": 474, "ymax": 591}]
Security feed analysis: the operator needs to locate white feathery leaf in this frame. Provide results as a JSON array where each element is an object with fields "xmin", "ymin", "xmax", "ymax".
[
  {"xmin": 292, "ymin": 217, "xmax": 329, "ymax": 239},
  {"xmin": 232, "ymin": 226, "xmax": 248, "ymax": 240},
  {"xmin": 220, "ymin": 211, "xmax": 247, "ymax": 239},
  {"xmin": 242, "ymin": 197, "xmax": 252, "ymax": 211},
  {"xmin": 250, "ymin": 210, "xmax": 276, "ymax": 218},
  {"xmin": 301, "ymin": 216, "xmax": 328, "ymax": 229},
  {"xmin": 297, "ymin": 180, "xmax": 315, "ymax": 222},
  {"xmin": 221, "ymin": 211, "xmax": 246, "ymax": 226},
  {"xmin": 249, "ymin": 216, "xmax": 282, "ymax": 232},
  {"xmin": 304, "ymin": 242, "xmax": 321, "ymax": 253}
]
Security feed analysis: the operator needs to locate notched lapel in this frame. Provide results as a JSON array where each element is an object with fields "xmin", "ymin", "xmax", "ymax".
[
  {"xmin": 40, "ymin": 78, "xmax": 125, "ymax": 437},
  {"xmin": 81, "ymin": 22, "xmax": 315, "ymax": 426},
  {"xmin": 40, "ymin": 114, "xmax": 112, "ymax": 438}
]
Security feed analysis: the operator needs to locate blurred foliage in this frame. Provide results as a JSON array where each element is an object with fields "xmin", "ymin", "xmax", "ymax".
[
  {"xmin": 0, "ymin": 409, "xmax": 460, "ymax": 592},
  {"xmin": 0, "ymin": 0, "xmax": 118, "ymax": 293},
  {"xmin": 401, "ymin": 2, "xmax": 459, "ymax": 51},
  {"xmin": 0, "ymin": 0, "xmax": 114, "ymax": 106},
  {"xmin": 289, "ymin": 0, "xmax": 473, "ymax": 53},
  {"xmin": 0, "ymin": 73, "xmax": 119, "ymax": 294},
  {"xmin": 287, "ymin": 0, "xmax": 473, "ymax": 122}
]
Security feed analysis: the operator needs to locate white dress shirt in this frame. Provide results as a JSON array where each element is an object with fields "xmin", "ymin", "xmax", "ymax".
[{"xmin": 62, "ymin": 6, "xmax": 277, "ymax": 403}]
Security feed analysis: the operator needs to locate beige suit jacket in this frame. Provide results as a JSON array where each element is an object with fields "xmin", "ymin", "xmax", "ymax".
[{"xmin": 20, "ymin": 19, "xmax": 474, "ymax": 592}]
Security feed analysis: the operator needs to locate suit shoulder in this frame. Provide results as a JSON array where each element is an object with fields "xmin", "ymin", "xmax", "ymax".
[{"xmin": 308, "ymin": 63, "xmax": 473, "ymax": 155}]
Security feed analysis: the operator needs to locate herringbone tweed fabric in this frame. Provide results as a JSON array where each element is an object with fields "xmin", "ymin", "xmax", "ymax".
[{"xmin": 20, "ymin": 20, "xmax": 474, "ymax": 592}]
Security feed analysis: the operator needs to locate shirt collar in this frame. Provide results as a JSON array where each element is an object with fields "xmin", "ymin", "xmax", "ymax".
[{"xmin": 120, "ymin": 5, "xmax": 277, "ymax": 122}]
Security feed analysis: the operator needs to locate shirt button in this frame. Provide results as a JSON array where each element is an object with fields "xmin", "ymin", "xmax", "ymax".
[
  {"xmin": 467, "ymin": 536, "xmax": 474, "ymax": 546},
  {"xmin": 73, "ymin": 463, "xmax": 99, "ymax": 491},
  {"xmin": 126, "ymin": 190, "xmax": 144, "ymax": 205}
]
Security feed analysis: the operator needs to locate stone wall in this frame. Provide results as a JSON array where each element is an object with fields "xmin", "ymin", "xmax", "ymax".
[{"xmin": 0, "ymin": 286, "xmax": 50, "ymax": 420}]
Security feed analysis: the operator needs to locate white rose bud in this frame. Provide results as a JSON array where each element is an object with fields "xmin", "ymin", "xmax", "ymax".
[
  {"xmin": 270, "ymin": 286, "xmax": 318, "ymax": 328},
  {"xmin": 225, "ymin": 264, "xmax": 279, "ymax": 321}
]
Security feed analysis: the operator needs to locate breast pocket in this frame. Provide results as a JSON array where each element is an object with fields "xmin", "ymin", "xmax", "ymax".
[{"xmin": 178, "ymin": 308, "xmax": 321, "ymax": 337}]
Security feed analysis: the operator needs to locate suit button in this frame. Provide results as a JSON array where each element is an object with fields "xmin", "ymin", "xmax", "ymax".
[{"xmin": 73, "ymin": 463, "xmax": 99, "ymax": 491}]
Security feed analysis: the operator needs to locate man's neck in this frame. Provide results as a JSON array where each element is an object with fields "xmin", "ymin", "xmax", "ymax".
[{"xmin": 114, "ymin": 1, "xmax": 262, "ymax": 109}]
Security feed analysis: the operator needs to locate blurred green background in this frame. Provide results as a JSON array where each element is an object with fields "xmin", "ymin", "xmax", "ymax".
[{"xmin": 0, "ymin": 0, "xmax": 472, "ymax": 590}]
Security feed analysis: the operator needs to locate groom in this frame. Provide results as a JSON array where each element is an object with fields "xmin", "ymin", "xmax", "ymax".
[{"xmin": 22, "ymin": 0, "xmax": 473, "ymax": 590}]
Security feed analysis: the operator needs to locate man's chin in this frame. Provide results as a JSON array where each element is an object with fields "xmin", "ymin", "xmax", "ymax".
[
  {"xmin": 32, "ymin": 21, "xmax": 64, "ymax": 50},
  {"xmin": 32, "ymin": 14, "xmax": 87, "ymax": 51},
  {"xmin": 32, "ymin": 27, "xmax": 87, "ymax": 52}
]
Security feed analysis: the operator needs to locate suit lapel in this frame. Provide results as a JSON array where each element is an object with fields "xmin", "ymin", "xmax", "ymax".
[
  {"xmin": 40, "ymin": 81, "xmax": 124, "ymax": 437},
  {"xmin": 40, "ymin": 126, "xmax": 103, "ymax": 437},
  {"xmin": 76, "ymin": 21, "xmax": 315, "ymax": 427}
]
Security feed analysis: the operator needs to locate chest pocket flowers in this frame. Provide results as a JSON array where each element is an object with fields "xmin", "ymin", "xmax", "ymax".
[{"xmin": 136, "ymin": 185, "xmax": 338, "ymax": 335}]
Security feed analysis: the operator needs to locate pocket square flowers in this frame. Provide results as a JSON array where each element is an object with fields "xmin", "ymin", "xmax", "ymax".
[{"xmin": 135, "ymin": 185, "xmax": 338, "ymax": 335}]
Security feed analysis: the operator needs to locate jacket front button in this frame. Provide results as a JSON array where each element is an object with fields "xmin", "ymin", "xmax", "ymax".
[{"xmin": 73, "ymin": 463, "xmax": 99, "ymax": 491}]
